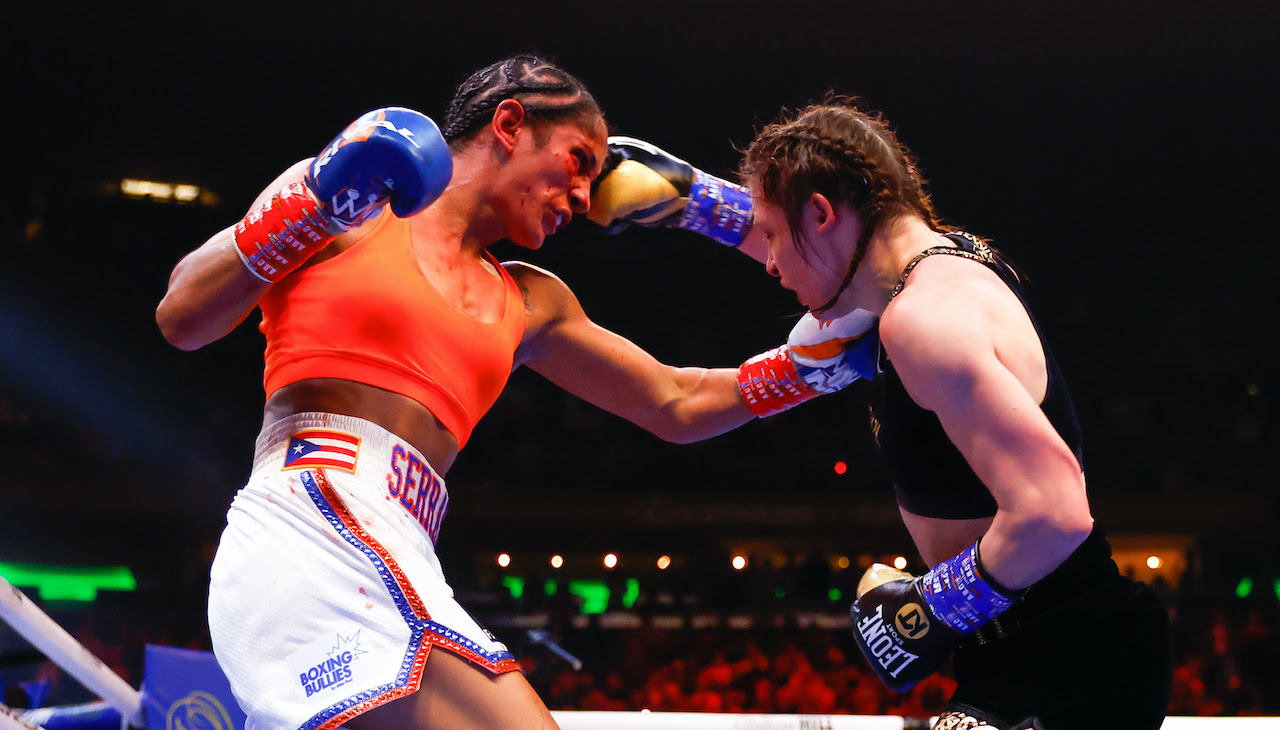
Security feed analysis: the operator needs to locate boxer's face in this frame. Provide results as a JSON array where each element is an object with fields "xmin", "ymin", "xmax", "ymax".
[
  {"xmin": 501, "ymin": 114, "xmax": 608, "ymax": 250},
  {"xmin": 756, "ymin": 195, "xmax": 864, "ymax": 311}
]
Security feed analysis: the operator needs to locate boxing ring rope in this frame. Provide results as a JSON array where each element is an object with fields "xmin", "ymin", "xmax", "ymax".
[
  {"xmin": 550, "ymin": 715, "xmax": 1280, "ymax": 730},
  {"xmin": 1, "ymin": 575, "xmax": 1276, "ymax": 730},
  {"xmin": 553, "ymin": 712, "xmax": 906, "ymax": 729},
  {"xmin": 1, "ymin": 703, "xmax": 46, "ymax": 730},
  {"xmin": 0, "ymin": 577, "xmax": 143, "ymax": 727}
]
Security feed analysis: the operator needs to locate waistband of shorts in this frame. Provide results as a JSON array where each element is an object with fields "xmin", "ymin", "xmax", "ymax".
[
  {"xmin": 1026, "ymin": 525, "xmax": 1119, "ymax": 597},
  {"xmin": 965, "ymin": 526, "xmax": 1128, "ymax": 645},
  {"xmin": 252, "ymin": 412, "xmax": 436, "ymax": 480},
  {"xmin": 252, "ymin": 412, "xmax": 451, "ymax": 545}
]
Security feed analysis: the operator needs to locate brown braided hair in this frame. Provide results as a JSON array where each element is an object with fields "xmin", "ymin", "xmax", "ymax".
[
  {"xmin": 739, "ymin": 95, "xmax": 950, "ymax": 311},
  {"xmin": 442, "ymin": 54, "xmax": 604, "ymax": 150}
]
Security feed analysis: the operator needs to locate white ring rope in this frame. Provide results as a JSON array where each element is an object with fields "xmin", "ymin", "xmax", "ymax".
[
  {"xmin": 551, "ymin": 712, "xmax": 904, "ymax": 729},
  {"xmin": 0, "ymin": 703, "xmax": 45, "ymax": 730},
  {"xmin": 548, "ymin": 716, "xmax": 1280, "ymax": 730},
  {"xmin": 0, "ymin": 577, "xmax": 143, "ymax": 727},
  {"xmin": 1167, "ymin": 717, "xmax": 1280, "ymax": 722}
]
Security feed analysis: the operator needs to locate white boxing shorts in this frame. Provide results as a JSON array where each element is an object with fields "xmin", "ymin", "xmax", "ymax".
[{"xmin": 208, "ymin": 413, "xmax": 519, "ymax": 730}]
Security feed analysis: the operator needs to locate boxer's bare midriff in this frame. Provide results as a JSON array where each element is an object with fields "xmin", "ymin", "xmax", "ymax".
[
  {"xmin": 900, "ymin": 509, "xmax": 995, "ymax": 569},
  {"xmin": 264, "ymin": 379, "xmax": 460, "ymax": 474}
]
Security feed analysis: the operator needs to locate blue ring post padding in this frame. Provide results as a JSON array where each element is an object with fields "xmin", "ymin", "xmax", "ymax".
[{"xmin": 142, "ymin": 644, "xmax": 247, "ymax": 730}]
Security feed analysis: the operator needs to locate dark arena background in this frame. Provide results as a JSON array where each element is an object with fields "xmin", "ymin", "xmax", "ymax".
[{"xmin": 3, "ymin": 0, "xmax": 1278, "ymax": 725}]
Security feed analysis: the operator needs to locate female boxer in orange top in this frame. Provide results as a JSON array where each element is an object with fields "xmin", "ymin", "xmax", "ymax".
[{"xmin": 156, "ymin": 55, "xmax": 866, "ymax": 730}]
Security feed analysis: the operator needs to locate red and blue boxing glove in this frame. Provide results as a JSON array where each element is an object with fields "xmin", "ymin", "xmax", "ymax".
[
  {"xmin": 851, "ymin": 541, "xmax": 1021, "ymax": 692},
  {"xmin": 233, "ymin": 107, "xmax": 453, "ymax": 283},
  {"xmin": 736, "ymin": 309, "xmax": 880, "ymax": 417}
]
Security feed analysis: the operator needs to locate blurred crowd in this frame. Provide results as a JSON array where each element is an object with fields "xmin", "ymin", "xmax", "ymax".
[
  {"xmin": 1, "ymin": 589, "xmax": 1276, "ymax": 719},
  {"xmin": 524, "ymin": 598, "xmax": 1280, "ymax": 718}
]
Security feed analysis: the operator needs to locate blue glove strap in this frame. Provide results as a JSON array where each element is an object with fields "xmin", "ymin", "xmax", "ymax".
[
  {"xmin": 919, "ymin": 542, "xmax": 1016, "ymax": 635},
  {"xmin": 677, "ymin": 169, "xmax": 753, "ymax": 246}
]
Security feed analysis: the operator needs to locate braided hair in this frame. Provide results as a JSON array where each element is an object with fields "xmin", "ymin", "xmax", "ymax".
[
  {"xmin": 739, "ymin": 96, "xmax": 948, "ymax": 312},
  {"xmin": 442, "ymin": 54, "xmax": 603, "ymax": 149}
]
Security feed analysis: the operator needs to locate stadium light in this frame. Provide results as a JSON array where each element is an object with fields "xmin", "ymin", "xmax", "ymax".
[
  {"xmin": 1236, "ymin": 576, "xmax": 1253, "ymax": 599},
  {"xmin": 118, "ymin": 178, "xmax": 219, "ymax": 206},
  {"xmin": 501, "ymin": 576, "xmax": 525, "ymax": 600},
  {"xmin": 568, "ymin": 580, "xmax": 610, "ymax": 614},
  {"xmin": 0, "ymin": 563, "xmax": 136, "ymax": 602}
]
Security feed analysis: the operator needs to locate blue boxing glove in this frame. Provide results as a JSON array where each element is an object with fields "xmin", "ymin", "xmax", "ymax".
[
  {"xmin": 851, "ymin": 542, "xmax": 1019, "ymax": 693},
  {"xmin": 306, "ymin": 107, "xmax": 453, "ymax": 232},
  {"xmin": 588, "ymin": 136, "xmax": 753, "ymax": 247},
  {"xmin": 234, "ymin": 107, "xmax": 452, "ymax": 283}
]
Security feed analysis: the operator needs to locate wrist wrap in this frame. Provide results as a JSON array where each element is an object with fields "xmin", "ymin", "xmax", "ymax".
[
  {"xmin": 919, "ymin": 542, "xmax": 1018, "ymax": 635},
  {"xmin": 736, "ymin": 345, "xmax": 817, "ymax": 417},
  {"xmin": 233, "ymin": 183, "xmax": 335, "ymax": 283},
  {"xmin": 678, "ymin": 169, "xmax": 753, "ymax": 246}
]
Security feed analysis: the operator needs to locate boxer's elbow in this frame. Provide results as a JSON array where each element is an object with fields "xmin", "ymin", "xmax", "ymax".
[
  {"xmin": 156, "ymin": 296, "xmax": 217, "ymax": 351},
  {"xmin": 156, "ymin": 311, "xmax": 202, "ymax": 351},
  {"xmin": 1001, "ymin": 481, "xmax": 1094, "ymax": 551}
]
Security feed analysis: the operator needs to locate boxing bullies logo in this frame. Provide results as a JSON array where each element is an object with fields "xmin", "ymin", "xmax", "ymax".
[
  {"xmin": 286, "ymin": 630, "xmax": 367, "ymax": 699},
  {"xmin": 165, "ymin": 691, "xmax": 234, "ymax": 730}
]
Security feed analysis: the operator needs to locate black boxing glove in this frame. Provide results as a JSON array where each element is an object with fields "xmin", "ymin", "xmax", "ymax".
[
  {"xmin": 850, "ymin": 541, "xmax": 1019, "ymax": 692},
  {"xmin": 588, "ymin": 136, "xmax": 752, "ymax": 247}
]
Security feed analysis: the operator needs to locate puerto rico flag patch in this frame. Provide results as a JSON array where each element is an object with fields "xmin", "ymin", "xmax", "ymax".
[{"xmin": 283, "ymin": 430, "xmax": 360, "ymax": 473}]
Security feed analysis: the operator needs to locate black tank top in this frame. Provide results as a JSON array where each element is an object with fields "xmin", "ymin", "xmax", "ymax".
[{"xmin": 868, "ymin": 232, "xmax": 1084, "ymax": 519}]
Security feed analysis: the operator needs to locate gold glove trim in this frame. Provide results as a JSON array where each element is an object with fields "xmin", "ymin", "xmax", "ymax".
[
  {"xmin": 856, "ymin": 562, "xmax": 915, "ymax": 599},
  {"xmin": 588, "ymin": 160, "xmax": 686, "ymax": 226}
]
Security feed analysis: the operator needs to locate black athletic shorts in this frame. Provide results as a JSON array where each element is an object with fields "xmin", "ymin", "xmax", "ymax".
[{"xmin": 945, "ymin": 527, "xmax": 1173, "ymax": 729}]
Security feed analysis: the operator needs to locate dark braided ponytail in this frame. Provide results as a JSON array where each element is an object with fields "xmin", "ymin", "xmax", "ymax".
[
  {"xmin": 442, "ymin": 54, "xmax": 603, "ymax": 149},
  {"xmin": 739, "ymin": 96, "xmax": 947, "ymax": 311}
]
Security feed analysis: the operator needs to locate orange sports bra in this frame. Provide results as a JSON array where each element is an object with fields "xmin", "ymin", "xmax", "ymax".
[{"xmin": 258, "ymin": 212, "xmax": 527, "ymax": 448}]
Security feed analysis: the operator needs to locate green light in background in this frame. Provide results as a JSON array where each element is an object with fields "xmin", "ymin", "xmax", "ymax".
[
  {"xmin": 0, "ymin": 563, "xmax": 136, "ymax": 602},
  {"xmin": 568, "ymin": 580, "xmax": 609, "ymax": 614},
  {"xmin": 544, "ymin": 579, "xmax": 558, "ymax": 596},
  {"xmin": 623, "ymin": 579, "xmax": 639, "ymax": 609},
  {"xmin": 828, "ymin": 588, "xmax": 843, "ymax": 602},
  {"xmin": 1274, "ymin": 579, "xmax": 1280, "ymax": 602},
  {"xmin": 774, "ymin": 588, "xmax": 786, "ymax": 599},
  {"xmin": 501, "ymin": 576, "xmax": 525, "ymax": 600},
  {"xmin": 1236, "ymin": 577, "xmax": 1253, "ymax": 599}
]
